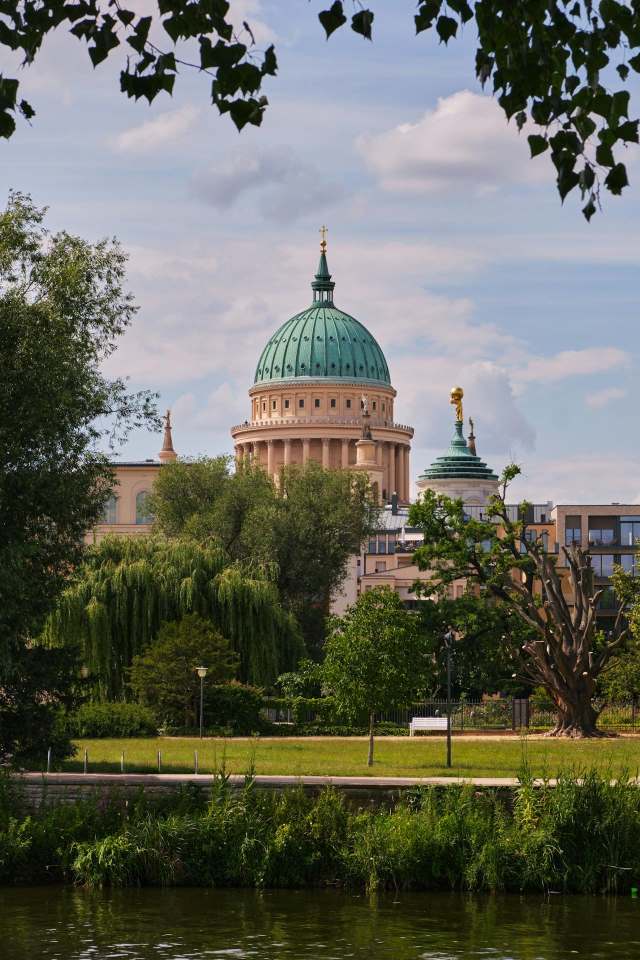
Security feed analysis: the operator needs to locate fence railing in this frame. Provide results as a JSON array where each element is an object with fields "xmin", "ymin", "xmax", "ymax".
[{"xmin": 263, "ymin": 699, "xmax": 640, "ymax": 731}]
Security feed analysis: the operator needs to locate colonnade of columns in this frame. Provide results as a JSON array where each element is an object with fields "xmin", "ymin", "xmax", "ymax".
[{"xmin": 235, "ymin": 437, "xmax": 411, "ymax": 501}]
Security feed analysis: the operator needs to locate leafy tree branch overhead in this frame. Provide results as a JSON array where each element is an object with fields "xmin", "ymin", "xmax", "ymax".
[{"xmin": 2, "ymin": 2, "xmax": 639, "ymax": 218}]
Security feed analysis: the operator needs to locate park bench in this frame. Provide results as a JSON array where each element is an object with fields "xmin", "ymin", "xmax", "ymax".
[{"xmin": 409, "ymin": 717, "xmax": 449, "ymax": 736}]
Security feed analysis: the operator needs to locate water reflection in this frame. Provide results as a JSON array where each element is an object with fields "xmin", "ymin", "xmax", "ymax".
[{"xmin": 1, "ymin": 887, "xmax": 638, "ymax": 960}]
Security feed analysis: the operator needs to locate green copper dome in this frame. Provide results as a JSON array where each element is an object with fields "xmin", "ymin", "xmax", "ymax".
[
  {"xmin": 254, "ymin": 252, "xmax": 391, "ymax": 387},
  {"xmin": 419, "ymin": 420, "xmax": 499, "ymax": 482}
]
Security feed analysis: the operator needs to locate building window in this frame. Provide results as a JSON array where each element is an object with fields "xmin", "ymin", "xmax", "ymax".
[
  {"xmin": 375, "ymin": 560, "xmax": 387, "ymax": 572},
  {"xmin": 284, "ymin": 399, "xmax": 290, "ymax": 409},
  {"xmin": 372, "ymin": 401, "xmax": 377, "ymax": 411},
  {"xmin": 621, "ymin": 517, "xmax": 640, "ymax": 547},
  {"xmin": 620, "ymin": 554, "xmax": 636, "ymax": 574},
  {"xmin": 298, "ymin": 398, "xmax": 304, "ymax": 409},
  {"xmin": 346, "ymin": 399, "xmax": 352, "ymax": 409},
  {"xmin": 520, "ymin": 529, "xmax": 549, "ymax": 553},
  {"xmin": 565, "ymin": 515, "xmax": 582, "ymax": 546},
  {"xmin": 588, "ymin": 517, "xmax": 617, "ymax": 546},
  {"xmin": 272, "ymin": 400, "xmax": 276, "ymax": 410},
  {"xmin": 382, "ymin": 403, "xmax": 386, "ymax": 413},
  {"xmin": 591, "ymin": 554, "xmax": 615, "ymax": 577},
  {"xmin": 314, "ymin": 398, "xmax": 320, "ymax": 408},
  {"xmin": 101, "ymin": 495, "xmax": 117, "ymax": 524},
  {"xmin": 262, "ymin": 402, "xmax": 266, "ymax": 412},
  {"xmin": 136, "ymin": 491, "xmax": 154, "ymax": 525},
  {"xmin": 330, "ymin": 398, "xmax": 336, "ymax": 408}
]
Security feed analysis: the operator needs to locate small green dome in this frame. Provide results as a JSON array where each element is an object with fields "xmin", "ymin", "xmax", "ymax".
[
  {"xmin": 419, "ymin": 421, "xmax": 498, "ymax": 482},
  {"xmin": 254, "ymin": 253, "xmax": 391, "ymax": 387}
]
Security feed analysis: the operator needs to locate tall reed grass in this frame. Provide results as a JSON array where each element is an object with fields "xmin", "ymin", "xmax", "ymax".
[{"xmin": 3, "ymin": 768, "xmax": 640, "ymax": 893}]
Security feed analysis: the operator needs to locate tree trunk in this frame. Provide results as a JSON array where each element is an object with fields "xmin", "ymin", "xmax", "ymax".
[
  {"xmin": 367, "ymin": 711, "xmax": 375, "ymax": 766},
  {"xmin": 547, "ymin": 696, "xmax": 606, "ymax": 738}
]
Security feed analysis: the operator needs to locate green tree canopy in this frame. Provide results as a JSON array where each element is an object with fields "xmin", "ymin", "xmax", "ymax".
[
  {"xmin": 323, "ymin": 587, "xmax": 429, "ymax": 765},
  {"xmin": 2, "ymin": 3, "xmax": 638, "ymax": 216},
  {"xmin": 418, "ymin": 592, "xmax": 534, "ymax": 699},
  {"xmin": 44, "ymin": 535, "xmax": 302, "ymax": 698},
  {"xmin": 0, "ymin": 192, "xmax": 156, "ymax": 762},
  {"xmin": 409, "ymin": 467, "xmax": 640, "ymax": 737},
  {"xmin": 129, "ymin": 613, "xmax": 238, "ymax": 728},
  {"xmin": 150, "ymin": 458, "xmax": 378, "ymax": 655}
]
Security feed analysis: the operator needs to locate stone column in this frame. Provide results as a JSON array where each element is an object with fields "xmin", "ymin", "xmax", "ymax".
[
  {"xmin": 404, "ymin": 445, "xmax": 410, "ymax": 501},
  {"xmin": 302, "ymin": 438, "xmax": 310, "ymax": 464},
  {"xmin": 397, "ymin": 445, "xmax": 405, "ymax": 499},
  {"xmin": 383, "ymin": 443, "xmax": 390, "ymax": 499},
  {"xmin": 341, "ymin": 438, "xmax": 350, "ymax": 468},
  {"xmin": 322, "ymin": 438, "xmax": 330, "ymax": 469},
  {"xmin": 283, "ymin": 439, "xmax": 292, "ymax": 467},
  {"xmin": 391, "ymin": 443, "xmax": 398, "ymax": 495},
  {"xmin": 267, "ymin": 439, "xmax": 275, "ymax": 477}
]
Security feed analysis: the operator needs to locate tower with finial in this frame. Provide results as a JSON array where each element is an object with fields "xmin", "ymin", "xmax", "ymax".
[
  {"xmin": 232, "ymin": 230, "xmax": 413, "ymax": 502},
  {"xmin": 158, "ymin": 409, "xmax": 178, "ymax": 463},
  {"xmin": 416, "ymin": 386, "xmax": 498, "ymax": 505}
]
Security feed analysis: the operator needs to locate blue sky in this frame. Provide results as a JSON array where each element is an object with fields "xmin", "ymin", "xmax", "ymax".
[{"xmin": 3, "ymin": 1, "xmax": 639, "ymax": 503}]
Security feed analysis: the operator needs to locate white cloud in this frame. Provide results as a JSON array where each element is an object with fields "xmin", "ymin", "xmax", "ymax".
[
  {"xmin": 520, "ymin": 455, "xmax": 640, "ymax": 505},
  {"xmin": 112, "ymin": 105, "xmax": 200, "ymax": 154},
  {"xmin": 519, "ymin": 348, "xmax": 630, "ymax": 384},
  {"xmin": 358, "ymin": 90, "xmax": 548, "ymax": 195},
  {"xmin": 585, "ymin": 386, "xmax": 627, "ymax": 409},
  {"xmin": 191, "ymin": 147, "xmax": 345, "ymax": 221}
]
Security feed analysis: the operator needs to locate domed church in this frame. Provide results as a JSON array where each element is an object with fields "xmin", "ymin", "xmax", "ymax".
[{"xmin": 230, "ymin": 235, "xmax": 414, "ymax": 503}]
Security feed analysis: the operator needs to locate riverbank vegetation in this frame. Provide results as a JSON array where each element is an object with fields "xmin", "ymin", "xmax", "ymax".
[
  {"xmin": 3, "ymin": 770, "xmax": 640, "ymax": 895},
  {"xmin": 52, "ymin": 735, "xmax": 640, "ymax": 779}
]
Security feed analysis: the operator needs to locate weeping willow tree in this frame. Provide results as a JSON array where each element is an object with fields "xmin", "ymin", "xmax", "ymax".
[{"xmin": 44, "ymin": 536, "xmax": 302, "ymax": 699}]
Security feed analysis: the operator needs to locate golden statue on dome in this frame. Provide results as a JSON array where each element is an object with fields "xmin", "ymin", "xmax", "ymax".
[
  {"xmin": 450, "ymin": 386, "xmax": 464, "ymax": 422},
  {"xmin": 319, "ymin": 224, "xmax": 328, "ymax": 254}
]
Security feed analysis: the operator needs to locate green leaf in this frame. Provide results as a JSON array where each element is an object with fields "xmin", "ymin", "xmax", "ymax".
[
  {"xmin": 18, "ymin": 98, "xmax": 35, "ymax": 120},
  {"xmin": 515, "ymin": 110, "xmax": 527, "ymax": 131},
  {"xmin": 447, "ymin": 0, "xmax": 473, "ymax": 22},
  {"xmin": 415, "ymin": 0, "xmax": 442, "ymax": 33},
  {"xmin": 617, "ymin": 119, "xmax": 639, "ymax": 143},
  {"xmin": 605, "ymin": 162, "xmax": 628, "ymax": 195},
  {"xmin": 617, "ymin": 63, "xmax": 630, "ymax": 81},
  {"xmin": 629, "ymin": 52, "xmax": 640, "ymax": 72},
  {"xmin": 527, "ymin": 134, "xmax": 548, "ymax": 157},
  {"xmin": 318, "ymin": 2, "xmax": 346, "ymax": 39},
  {"xmin": 595, "ymin": 142, "xmax": 614, "ymax": 167},
  {"xmin": 351, "ymin": 10, "xmax": 374, "ymax": 40},
  {"xmin": 582, "ymin": 196, "xmax": 597, "ymax": 222},
  {"xmin": 127, "ymin": 16, "xmax": 152, "ymax": 54},
  {"xmin": 0, "ymin": 109, "xmax": 16, "ymax": 138},
  {"xmin": 557, "ymin": 166, "xmax": 580, "ymax": 202},
  {"xmin": 436, "ymin": 14, "xmax": 457, "ymax": 43},
  {"xmin": 261, "ymin": 44, "xmax": 277, "ymax": 77},
  {"xmin": 116, "ymin": 8, "xmax": 135, "ymax": 27}
]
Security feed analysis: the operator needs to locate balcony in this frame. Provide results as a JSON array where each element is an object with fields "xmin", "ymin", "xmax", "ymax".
[{"xmin": 231, "ymin": 416, "xmax": 414, "ymax": 435}]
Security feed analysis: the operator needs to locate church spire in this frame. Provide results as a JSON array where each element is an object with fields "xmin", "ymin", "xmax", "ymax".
[
  {"xmin": 311, "ymin": 226, "xmax": 335, "ymax": 304},
  {"xmin": 158, "ymin": 409, "xmax": 177, "ymax": 463}
]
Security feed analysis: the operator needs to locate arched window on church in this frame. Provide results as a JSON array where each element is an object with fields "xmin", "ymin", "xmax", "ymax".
[
  {"xmin": 101, "ymin": 495, "xmax": 117, "ymax": 524},
  {"xmin": 136, "ymin": 491, "xmax": 154, "ymax": 525}
]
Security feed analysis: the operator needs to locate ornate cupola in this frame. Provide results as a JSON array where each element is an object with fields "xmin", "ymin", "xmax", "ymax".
[
  {"xmin": 232, "ymin": 230, "xmax": 413, "ymax": 502},
  {"xmin": 416, "ymin": 387, "xmax": 499, "ymax": 505},
  {"xmin": 311, "ymin": 226, "xmax": 335, "ymax": 304}
]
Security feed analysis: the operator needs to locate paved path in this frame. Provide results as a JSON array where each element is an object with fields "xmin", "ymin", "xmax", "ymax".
[{"xmin": 18, "ymin": 772, "xmax": 543, "ymax": 788}]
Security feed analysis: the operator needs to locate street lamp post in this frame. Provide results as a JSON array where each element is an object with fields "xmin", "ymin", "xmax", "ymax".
[
  {"xmin": 444, "ymin": 630, "xmax": 454, "ymax": 769},
  {"xmin": 196, "ymin": 666, "xmax": 208, "ymax": 739}
]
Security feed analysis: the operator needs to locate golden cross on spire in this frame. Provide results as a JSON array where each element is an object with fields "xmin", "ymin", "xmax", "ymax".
[{"xmin": 319, "ymin": 224, "xmax": 328, "ymax": 254}]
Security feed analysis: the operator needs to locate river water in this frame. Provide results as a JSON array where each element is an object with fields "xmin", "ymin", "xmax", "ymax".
[{"xmin": 1, "ymin": 887, "xmax": 639, "ymax": 959}]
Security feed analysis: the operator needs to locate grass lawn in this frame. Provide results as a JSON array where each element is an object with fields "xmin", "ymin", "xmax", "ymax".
[{"xmin": 57, "ymin": 735, "xmax": 640, "ymax": 779}]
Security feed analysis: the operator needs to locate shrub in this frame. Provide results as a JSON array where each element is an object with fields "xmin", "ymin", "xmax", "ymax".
[
  {"xmin": 204, "ymin": 683, "xmax": 263, "ymax": 734},
  {"xmin": 67, "ymin": 702, "xmax": 158, "ymax": 738}
]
